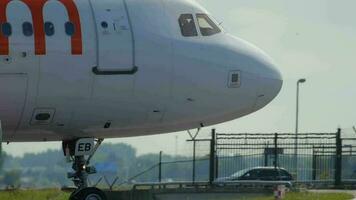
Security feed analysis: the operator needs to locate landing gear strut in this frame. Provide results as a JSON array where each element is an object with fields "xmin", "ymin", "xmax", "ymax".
[{"xmin": 62, "ymin": 138, "xmax": 107, "ymax": 200}]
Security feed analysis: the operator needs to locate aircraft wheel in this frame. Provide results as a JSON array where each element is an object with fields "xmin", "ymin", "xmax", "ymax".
[{"xmin": 70, "ymin": 187, "xmax": 107, "ymax": 200}]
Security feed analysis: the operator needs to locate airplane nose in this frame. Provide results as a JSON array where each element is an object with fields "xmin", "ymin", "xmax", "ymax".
[
  {"xmin": 253, "ymin": 55, "xmax": 283, "ymax": 111},
  {"xmin": 253, "ymin": 75, "xmax": 283, "ymax": 111},
  {"xmin": 225, "ymin": 35, "xmax": 283, "ymax": 112}
]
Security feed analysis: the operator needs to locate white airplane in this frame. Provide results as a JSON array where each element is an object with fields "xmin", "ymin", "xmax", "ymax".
[{"xmin": 0, "ymin": 0, "xmax": 282, "ymax": 199}]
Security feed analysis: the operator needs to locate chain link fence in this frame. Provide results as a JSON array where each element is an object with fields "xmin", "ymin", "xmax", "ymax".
[{"xmin": 91, "ymin": 128, "xmax": 356, "ymax": 190}]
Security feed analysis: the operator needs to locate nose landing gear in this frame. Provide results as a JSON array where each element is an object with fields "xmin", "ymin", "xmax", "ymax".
[{"xmin": 62, "ymin": 138, "xmax": 107, "ymax": 200}]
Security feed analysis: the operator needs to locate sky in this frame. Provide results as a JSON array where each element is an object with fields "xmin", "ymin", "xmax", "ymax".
[{"xmin": 3, "ymin": 0, "xmax": 356, "ymax": 157}]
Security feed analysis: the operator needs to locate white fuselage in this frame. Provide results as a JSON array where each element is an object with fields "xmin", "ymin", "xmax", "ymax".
[{"xmin": 0, "ymin": 0, "xmax": 282, "ymax": 142}]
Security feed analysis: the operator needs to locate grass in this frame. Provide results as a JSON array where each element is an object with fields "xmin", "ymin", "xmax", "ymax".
[
  {"xmin": 252, "ymin": 192, "xmax": 354, "ymax": 200},
  {"xmin": 0, "ymin": 189, "xmax": 70, "ymax": 200},
  {"xmin": 0, "ymin": 190, "xmax": 353, "ymax": 200}
]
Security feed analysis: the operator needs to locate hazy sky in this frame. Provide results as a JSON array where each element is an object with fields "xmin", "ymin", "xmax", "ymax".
[{"xmin": 3, "ymin": 0, "xmax": 356, "ymax": 157}]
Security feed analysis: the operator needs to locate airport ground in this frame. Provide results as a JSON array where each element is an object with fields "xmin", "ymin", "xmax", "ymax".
[{"xmin": 0, "ymin": 189, "xmax": 354, "ymax": 200}]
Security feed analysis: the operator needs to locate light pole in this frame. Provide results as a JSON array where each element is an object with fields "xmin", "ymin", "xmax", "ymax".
[{"xmin": 295, "ymin": 78, "xmax": 306, "ymax": 179}]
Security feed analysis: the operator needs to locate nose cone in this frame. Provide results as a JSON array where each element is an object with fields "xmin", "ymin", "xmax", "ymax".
[
  {"xmin": 254, "ymin": 75, "xmax": 283, "ymax": 111},
  {"xmin": 230, "ymin": 36, "xmax": 283, "ymax": 111},
  {"xmin": 225, "ymin": 35, "xmax": 283, "ymax": 113},
  {"xmin": 252, "ymin": 52, "xmax": 283, "ymax": 111}
]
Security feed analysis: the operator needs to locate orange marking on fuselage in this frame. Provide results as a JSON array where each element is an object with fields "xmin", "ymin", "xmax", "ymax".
[
  {"xmin": 0, "ymin": 0, "xmax": 83, "ymax": 55},
  {"xmin": 21, "ymin": 0, "xmax": 47, "ymax": 55},
  {"xmin": 0, "ymin": 0, "xmax": 11, "ymax": 55},
  {"xmin": 59, "ymin": 0, "xmax": 82, "ymax": 55}
]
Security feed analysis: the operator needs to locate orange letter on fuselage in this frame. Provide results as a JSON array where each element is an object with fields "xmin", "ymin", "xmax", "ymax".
[
  {"xmin": 21, "ymin": 0, "xmax": 47, "ymax": 55},
  {"xmin": 0, "ymin": 0, "xmax": 82, "ymax": 55},
  {"xmin": 59, "ymin": 0, "xmax": 82, "ymax": 55},
  {"xmin": 0, "ymin": 0, "xmax": 11, "ymax": 55}
]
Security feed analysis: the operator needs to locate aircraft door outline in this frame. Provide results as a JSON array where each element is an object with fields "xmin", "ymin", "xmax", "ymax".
[{"xmin": 90, "ymin": 0, "xmax": 137, "ymax": 75}]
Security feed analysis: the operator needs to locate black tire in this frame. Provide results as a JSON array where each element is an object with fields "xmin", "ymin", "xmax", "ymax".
[{"xmin": 70, "ymin": 187, "xmax": 107, "ymax": 200}]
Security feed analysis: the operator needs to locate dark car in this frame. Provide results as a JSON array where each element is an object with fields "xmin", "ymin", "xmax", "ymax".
[{"xmin": 218, "ymin": 167, "xmax": 293, "ymax": 182}]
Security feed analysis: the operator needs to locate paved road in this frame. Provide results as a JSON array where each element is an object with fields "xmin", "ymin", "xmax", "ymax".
[{"xmin": 156, "ymin": 193, "xmax": 267, "ymax": 200}]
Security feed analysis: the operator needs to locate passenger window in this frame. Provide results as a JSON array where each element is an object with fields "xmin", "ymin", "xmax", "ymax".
[
  {"xmin": 259, "ymin": 169, "xmax": 271, "ymax": 178},
  {"xmin": 1, "ymin": 23, "xmax": 12, "ymax": 37},
  {"xmin": 196, "ymin": 14, "xmax": 221, "ymax": 36},
  {"xmin": 279, "ymin": 169, "xmax": 290, "ymax": 177},
  {"xmin": 22, "ymin": 22, "xmax": 33, "ymax": 36},
  {"xmin": 101, "ymin": 21, "xmax": 108, "ymax": 29},
  {"xmin": 44, "ymin": 22, "xmax": 55, "ymax": 36},
  {"xmin": 244, "ymin": 169, "xmax": 260, "ymax": 179},
  {"xmin": 65, "ymin": 22, "xmax": 75, "ymax": 36},
  {"xmin": 178, "ymin": 14, "xmax": 198, "ymax": 37}
]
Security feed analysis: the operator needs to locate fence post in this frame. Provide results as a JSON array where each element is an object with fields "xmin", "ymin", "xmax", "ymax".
[
  {"xmin": 264, "ymin": 143, "xmax": 268, "ymax": 167},
  {"xmin": 335, "ymin": 128, "xmax": 342, "ymax": 187},
  {"xmin": 312, "ymin": 146, "xmax": 316, "ymax": 180},
  {"xmin": 192, "ymin": 140, "xmax": 196, "ymax": 183},
  {"xmin": 159, "ymin": 151, "xmax": 162, "ymax": 183},
  {"xmin": 209, "ymin": 129, "xmax": 216, "ymax": 184},
  {"xmin": 274, "ymin": 133, "xmax": 278, "ymax": 168},
  {"xmin": 215, "ymin": 147, "xmax": 219, "ymax": 180}
]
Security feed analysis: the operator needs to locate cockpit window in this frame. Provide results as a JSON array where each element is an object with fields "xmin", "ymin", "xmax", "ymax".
[
  {"xmin": 196, "ymin": 14, "xmax": 221, "ymax": 36},
  {"xmin": 178, "ymin": 14, "xmax": 198, "ymax": 37}
]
